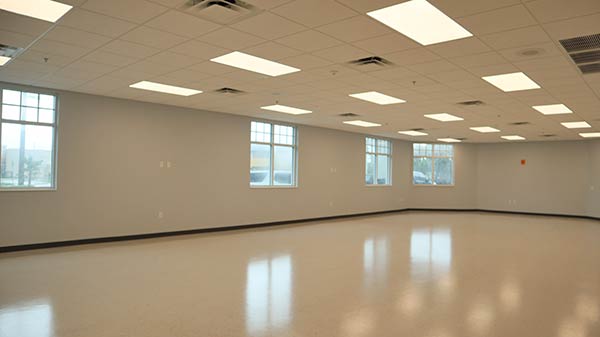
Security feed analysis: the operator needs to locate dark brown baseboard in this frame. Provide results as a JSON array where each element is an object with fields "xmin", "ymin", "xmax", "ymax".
[{"xmin": 1, "ymin": 208, "xmax": 598, "ymax": 253}]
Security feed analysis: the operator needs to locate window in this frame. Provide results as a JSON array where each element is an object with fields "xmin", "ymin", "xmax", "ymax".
[
  {"xmin": 413, "ymin": 143, "xmax": 454, "ymax": 185},
  {"xmin": 365, "ymin": 137, "xmax": 391, "ymax": 185},
  {"xmin": 250, "ymin": 121, "xmax": 296, "ymax": 187},
  {"xmin": 1, "ymin": 89, "xmax": 57, "ymax": 190}
]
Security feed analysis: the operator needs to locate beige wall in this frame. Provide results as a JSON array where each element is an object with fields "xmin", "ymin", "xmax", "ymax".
[
  {"xmin": 0, "ymin": 88, "xmax": 598, "ymax": 247},
  {"xmin": 0, "ymin": 90, "xmax": 412, "ymax": 247}
]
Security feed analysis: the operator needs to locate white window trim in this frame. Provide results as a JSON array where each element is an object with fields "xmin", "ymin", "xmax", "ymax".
[
  {"xmin": 365, "ymin": 137, "xmax": 392, "ymax": 186},
  {"xmin": 250, "ymin": 120, "xmax": 298, "ymax": 189},
  {"xmin": 412, "ymin": 143, "xmax": 455, "ymax": 187},
  {"xmin": 0, "ymin": 86, "xmax": 59, "ymax": 192}
]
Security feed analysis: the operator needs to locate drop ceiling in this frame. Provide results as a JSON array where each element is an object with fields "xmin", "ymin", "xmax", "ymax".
[{"xmin": 0, "ymin": 0, "xmax": 600, "ymax": 143}]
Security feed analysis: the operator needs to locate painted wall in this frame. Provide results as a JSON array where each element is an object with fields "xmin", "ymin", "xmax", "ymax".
[
  {"xmin": 0, "ymin": 87, "xmax": 597, "ymax": 248},
  {"xmin": 476, "ymin": 141, "xmax": 598, "ymax": 216},
  {"xmin": 0, "ymin": 90, "xmax": 411, "ymax": 247}
]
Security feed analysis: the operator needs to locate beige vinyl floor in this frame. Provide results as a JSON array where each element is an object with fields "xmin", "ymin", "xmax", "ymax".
[{"xmin": 0, "ymin": 211, "xmax": 599, "ymax": 337}]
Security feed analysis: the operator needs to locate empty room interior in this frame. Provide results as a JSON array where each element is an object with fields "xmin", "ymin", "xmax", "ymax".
[{"xmin": 1, "ymin": 0, "xmax": 600, "ymax": 336}]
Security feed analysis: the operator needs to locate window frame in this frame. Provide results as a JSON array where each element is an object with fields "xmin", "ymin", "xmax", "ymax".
[
  {"xmin": 412, "ymin": 143, "xmax": 455, "ymax": 187},
  {"xmin": 249, "ymin": 120, "xmax": 298, "ymax": 189},
  {"xmin": 365, "ymin": 136, "xmax": 392, "ymax": 186},
  {"xmin": 0, "ymin": 86, "xmax": 59, "ymax": 192}
]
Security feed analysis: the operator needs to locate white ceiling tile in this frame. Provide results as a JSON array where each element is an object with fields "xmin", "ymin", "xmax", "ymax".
[
  {"xmin": 145, "ymin": 10, "xmax": 221, "ymax": 38},
  {"xmin": 497, "ymin": 42, "xmax": 563, "ymax": 63},
  {"xmin": 82, "ymin": 0, "xmax": 168, "ymax": 24},
  {"xmin": 542, "ymin": 12, "xmax": 600, "ymax": 40},
  {"xmin": 146, "ymin": 51, "xmax": 200, "ymax": 67},
  {"xmin": 170, "ymin": 40, "xmax": 229, "ymax": 59},
  {"xmin": 58, "ymin": 8, "xmax": 137, "ymax": 38},
  {"xmin": 197, "ymin": 27, "xmax": 265, "ymax": 50},
  {"xmin": 120, "ymin": 26, "xmax": 188, "ymax": 49},
  {"xmin": 0, "ymin": 11, "xmax": 52, "ymax": 37},
  {"xmin": 278, "ymin": 54, "xmax": 333, "ymax": 70},
  {"xmin": 430, "ymin": 0, "xmax": 521, "ymax": 17},
  {"xmin": 457, "ymin": 5, "xmax": 537, "ymax": 35},
  {"xmin": 480, "ymin": 26, "xmax": 552, "ymax": 50},
  {"xmin": 271, "ymin": 0, "xmax": 357, "ymax": 27},
  {"xmin": 451, "ymin": 51, "xmax": 508, "ymax": 69},
  {"xmin": 317, "ymin": 15, "xmax": 391, "ymax": 43},
  {"xmin": 43, "ymin": 26, "xmax": 112, "ymax": 49},
  {"xmin": 82, "ymin": 51, "xmax": 139, "ymax": 67},
  {"xmin": 30, "ymin": 39, "xmax": 91, "ymax": 59},
  {"xmin": 242, "ymin": 42, "xmax": 303, "ymax": 60},
  {"xmin": 383, "ymin": 48, "xmax": 441, "ymax": 65},
  {"xmin": 334, "ymin": 0, "xmax": 405, "ymax": 13},
  {"xmin": 312, "ymin": 44, "xmax": 371, "ymax": 63},
  {"xmin": 352, "ymin": 33, "xmax": 420, "ymax": 55},
  {"xmin": 188, "ymin": 61, "xmax": 237, "ymax": 75},
  {"xmin": 0, "ymin": 29, "xmax": 37, "ymax": 49},
  {"xmin": 276, "ymin": 30, "xmax": 343, "ymax": 52},
  {"xmin": 230, "ymin": 12, "xmax": 305, "ymax": 40},
  {"xmin": 525, "ymin": 0, "xmax": 600, "ymax": 23},
  {"xmin": 18, "ymin": 49, "xmax": 77, "ymax": 67},
  {"xmin": 426, "ymin": 37, "xmax": 491, "ymax": 58},
  {"xmin": 407, "ymin": 60, "xmax": 460, "ymax": 75},
  {"xmin": 101, "ymin": 40, "xmax": 161, "ymax": 58},
  {"xmin": 153, "ymin": 68, "xmax": 213, "ymax": 83}
]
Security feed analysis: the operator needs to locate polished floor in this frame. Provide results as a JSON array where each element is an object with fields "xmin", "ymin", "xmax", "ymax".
[{"xmin": 0, "ymin": 211, "xmax": 599, "ymax": 337}]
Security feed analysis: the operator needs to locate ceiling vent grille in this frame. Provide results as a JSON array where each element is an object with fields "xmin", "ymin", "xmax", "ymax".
[
  {"xmin": 578, "ymin": 63, "xmax": 600, "ymax": 74},
  {"xmin": 540, "ymin": 134, "xmax": 556, "ymax": 138},
  {"xmin": 338, "ymin": 113, "xmax": 359, "ymax": 117},
  {"xmin": 214, "ymin": 87, "xmax": 245, "ymax": 94},
  {"xmin": 411, "ymin": 128, "xmax": 425, "ymax": 131},
  {"xmin": 457, "ymin": 100, "xmax": 484, "ymax": 106},
  {"xmin": 455, "ymin": 137, "xmax": 467, "ymax": 141},
  {"xmin": 509, "ymin": 121, "xmax": 530, "ymax": 126},
  {"xmin": 0, "ymin": 44, "xmax": 22, "ymax": 58},
  {"xmin": 179, "ymin": 0, "xmax": 258, "ymax": 24},
  {"xmin": 559, "ymin": 33, "xmax": 600, "ymax": 53},
  {"xmin": 570, "ymin": 50, "xmax": 600, "ymax": 64},
  {"xmin": 348, "ymin": 56, "xmax": 393, "ymax": 67},
  {"xmin": 559, "ymin": 33, "xmax": 600, "ymax": 75}
]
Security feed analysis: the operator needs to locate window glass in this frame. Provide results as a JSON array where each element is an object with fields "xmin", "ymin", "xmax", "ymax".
[
  {"xmin": 1, "ymin": 89, "xmax": 58, "ymax": 190},
  {"xmin": 412, "ymin": 143, "xmax": 454, "ymax": 185},
  {"xmin": 366, "ymin": 137, "xmax": 391, "ymax": 185},
  {"xmin": 250, "ymin": 121, "xmax": 296, "ymax": 187}
]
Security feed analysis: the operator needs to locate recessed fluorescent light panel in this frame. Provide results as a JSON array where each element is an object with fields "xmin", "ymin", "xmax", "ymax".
[
  {"xmin": 398, "ymin": 130, "xmax": 428, "ymax": 136},
  {"xmin": 129, "ymin": 81, "xmax": 202, "ymax": 96},
  {"xmin": 561, "ymin": 121, "xmax": 591, "ymax": 129},
  {"xmin": 0, "ymin": 55, "xmax": 10, "ymax": 66},
  {"xmin": 501, "ymin": 135, "xmax": 525, "ymax": 140},
  {"xmin": 260, "ymin": 104, "xmax": 312, "ymax": 115},
  {"xmin": 343, "ymin": 120, "xmax": 381, "ymax": 127},
  {"xmin": 0, "ymin": 0, "xmax": 73, "ymax": 22},
  {"xmin": 579, "ymin": 132, "xmax": 600, "ymax": 138},
  {"xmin": 210, "ymin": 51, "xmax": 300, "ymax": 77},
  {"xmin": 367, "ymin": 0, "xmax": 472, "ymax": 45},
  {"xmin": 470, "ymin": 126, "xmax": 500, "ymax": 133},
  {"xmin": 532, "ymin": 104, "xmax": 572, "ymax": 115},
  {"xmin": 482, "ymin": 72, "xmax": 541, "ymax": 92},
  {"xmin": 349, "ymin": 91, "xmax": 406, "ymax": 105},
  {"xmin": 438, "ymin": 138, "xmax": 461, "ymax": 143},
  {"xmin": 424, "ymin": 113, "xmax": 463, "ymax": 122}
]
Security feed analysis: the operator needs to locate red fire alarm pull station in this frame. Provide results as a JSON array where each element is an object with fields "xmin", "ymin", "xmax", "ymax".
[{"xmin": 521, "ymin": 159, "xmax": 526, "ymax": 165}]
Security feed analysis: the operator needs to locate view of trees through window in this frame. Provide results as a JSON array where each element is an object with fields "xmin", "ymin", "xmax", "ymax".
[
  {"xmin": 413, "ymin": 143, "xmax": 454, "ymax": 185},
  {"xmin": 250, "ymin": 121, "xmax": 296, "ymax": 186},
  {"xmin": 1, "ymin": 89, "xmax": 57, "ymax": 189}
]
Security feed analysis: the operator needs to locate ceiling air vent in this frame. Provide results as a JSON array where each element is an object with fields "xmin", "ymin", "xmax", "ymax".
[
  {"xmin": 578, "ymin": 63, "xmax": 600, "ymax": 74},
  {"xmin": 559, "ymin": 33, "xmax": 600, "ymax": 75},
  {"xmin": 348, "ymin": 56, "xmax": 392, "ymax": 66},
  {"xmin": 411, "ymin": 128, "xmax": 425, "ymax": 131},
  {"xmin": 179, "ymin": 0, "xmax": 258, "ymax": 24},
  {"xmin": 214, "ymin": 87, "xmax": 245, "ymax": 94},
  {"xmin": 559, "ymin": 33, "xmax": 600, "ymax": 53},
  {"xmin": 455, "ymin": 137, "xmax": 467, "ymax": 141},
  {"xmin": 540, "ymin": 134, "xmax": 556, "ymax": 138},
  {"xmin": 457, "ymin": 100, "xmax": 484, "ymax": 106},
  {"xmin": 0, "ymin": 44, "xmax": 23, "ymax": 59},
  {"xmin": 509, "ymin": 121, "xmax": 530, "ymax": 126},
  {"xmin": 338, "ymin": 113, "xmax": 360, "ymax": 117}
]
